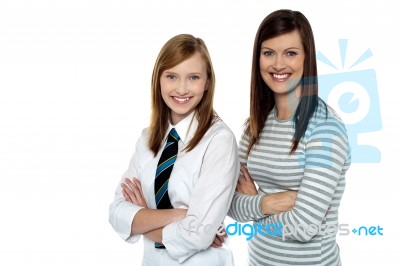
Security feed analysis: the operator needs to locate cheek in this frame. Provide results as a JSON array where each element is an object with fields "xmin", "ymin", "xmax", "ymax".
[
  {"xmin": 259, "ymin": 57, "xmax": 264, "ymax": 71},
  {"xmin": 259, "ymin": 60, "xmax": 270, "ymax": 81},
  {"xmin": 160, "ymin": 80, "xmax": 172, "ymax": 94},
  {"xmin": 202, "ymin": 81, "xmax": 208, "ymax": 92},
  {"xmin": 204, "ymin": 80, "xmax": 209, "ymax": 91},
  {"xmin": 160, "ymin": 92, "xmax": 169, "ymax": 104},
  {"xmin": 295, "ymin": 57, "xmax": 305, "ymax": 74},
  {"xmin": 259, "ymin": 61, "xmax": 272, "ymax": 84},
  {"xmin": 259, "ymin": 56, "xmax": 269, "ymax": 71},
  {"xmin": 192, "ymin": 81, "xmax": 208, "ymax": 94},
  {"xmin": 160, "ymin": 82, "xmax": 171, "ymax": 102},
  {"xmin": 294, "ymin": 64, "xmax": 304, "ymax": 77}
]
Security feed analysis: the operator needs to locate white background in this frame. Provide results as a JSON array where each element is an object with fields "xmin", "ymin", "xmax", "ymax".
[{"xmin": 0, "ymin": 0, "xmax": 399, "ymax": 265}]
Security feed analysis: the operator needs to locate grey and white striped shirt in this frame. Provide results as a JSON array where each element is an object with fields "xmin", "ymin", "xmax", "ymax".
[{"xmin": 229, "ymin": 100, "xmax": 351, "ymax": 266}]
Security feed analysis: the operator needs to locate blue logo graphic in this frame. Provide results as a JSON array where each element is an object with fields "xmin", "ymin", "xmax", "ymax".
[
  {"xmin": 351, "ymin": 225, "xmax": 383, "ymax": 236},
  {"xmin": 317, "ymin": 39, "xmax": 382, "ymax": 163},
  {"xmin": 224, "ymin": 222, "xmax": 384, "ymax": 240}
]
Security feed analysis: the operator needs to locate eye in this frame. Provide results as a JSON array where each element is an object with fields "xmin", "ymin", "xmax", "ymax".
[
  {"xmin": 287, "ymin": 51, "xmax": 297, "ymax": 56},
  {"xmin": 262, "ymin": 50, "xmax": 274, "ymax": 56},
  {"xmin": 166, "ymin": 74, "xmax": 176, "ymax": 80},
  {"xmin": 189, "ymin": 75, "xmax": 200, "ymax": 80}
]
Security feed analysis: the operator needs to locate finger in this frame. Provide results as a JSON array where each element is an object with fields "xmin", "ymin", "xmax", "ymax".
[
  {"xmin": 239, "ymin": 170, "xmax": 246, "ymax": 182},
  {"xmin": 236, "ymin": 177, "xmax": 246, "ymax": 188},
  {"xmin": 125, "ymin": 178, "xmax": 140, "ymax": 196},
  {"xmin": 240, "ymin": 165, "xmax": 252, "ymax": 182},
  {"xmin": 122, "ymin": 187, "xmax": 128, "ymax": 200},
  {"xmin": 122, "ymin": 187, "xmax": 133, "ymax": 202},
  {"xmin": 235, "ymin": 183, "xmax": 240, "ymax": 192},
  {"xmin": 219, "ymin": 228, "xmax": 227, "ymax": 238},
  {"xmin": 211, "ymin": 243, "xmax": 219, "ymax": 248},
  {"xmin": 125, "ymin": 178, "xmax": 136, "ymax": 190},
  {"xmin": 133, "ymin": 178, "xmax": 145, "ymax": 199},
  {"xmin": 130, "ymin": 179, "xmax": 148, "ymax": 207},
  {"xmin": 133, "ymin": 178, "xmax": 141, "ymax": 186},
  {"xmin": 211, "ymin": 241, "xmax": 222, "ymax": 248},
  {"xmin": 212, "ymin": 236, "xmax": 222, "ymax": 247},
  {"xmin": 121, "ymin": 182, "xmax": 132, "ymax": 193},
  {"xmin": 129, "ymin": 179, "xmax": 144, "ymax": 201},
  {"xmin": 240, "ymin": 163, "xmax": 247, "ymax": 174},
  {"xmin": 217, "ymin": 235, "xmax": 225, "ymax": 245},
  {"xmin": 121, "ymin": 183, "xmax": 133, "ymax": 198},
  {"xmin": 122, "ymin": 183, "xmax": 137, "ymax": 202},
  {"xmin": 237, "ymin": 174, "xmax": 244, "ymax": 185}
]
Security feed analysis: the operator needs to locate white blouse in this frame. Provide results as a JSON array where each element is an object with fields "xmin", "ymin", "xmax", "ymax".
[{"xmin": 109, "ymin": 112, "xmax": 240, "ymax": 265}]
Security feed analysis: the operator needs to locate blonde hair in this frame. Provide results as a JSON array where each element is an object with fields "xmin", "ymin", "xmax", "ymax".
[{"xmin": 148, "ymin": 34, "xmax": 217, "ymax": 155}]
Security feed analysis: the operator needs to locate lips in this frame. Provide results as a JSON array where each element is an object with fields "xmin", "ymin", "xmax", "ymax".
[
  {"xmin": 271, "ymin": 73, "xmax": 291, "ymax": 81},
  {"xmin": 172, "ymin": 96, "xmax": 190, "ymax": 104}
]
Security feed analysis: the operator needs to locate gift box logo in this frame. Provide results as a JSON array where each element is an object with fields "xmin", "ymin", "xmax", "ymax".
[{"xmin": 317, "ymin": 39, "xmax": 382, "ymax": 163}]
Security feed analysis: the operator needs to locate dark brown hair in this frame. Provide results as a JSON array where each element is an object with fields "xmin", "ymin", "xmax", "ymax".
[{"xmin": 246, "ymin": 9, "xmax": 323, "ymax": 155}]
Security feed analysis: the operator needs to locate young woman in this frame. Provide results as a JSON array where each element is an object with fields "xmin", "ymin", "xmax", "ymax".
[
  {"xmin": 229, "ymin": 9, "xmax": 351, "ymax": 265},
  {"xmin": 109, "ymin": 34, "xmax": 240, "ymax": 265}
]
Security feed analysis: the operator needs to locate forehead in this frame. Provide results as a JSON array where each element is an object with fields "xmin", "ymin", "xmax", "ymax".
[
  {"xmin": 261, "ymin": 30, "xmax": 303, "ymax": 49},
  {"xmin": 164, "ymin": 52, "xmax": 207, "ymax": 73}
]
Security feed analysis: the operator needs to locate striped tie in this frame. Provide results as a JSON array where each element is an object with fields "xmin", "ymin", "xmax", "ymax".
[{"xmin": 154, "ymin": 128, "xmax": 180, "ymax": 249}]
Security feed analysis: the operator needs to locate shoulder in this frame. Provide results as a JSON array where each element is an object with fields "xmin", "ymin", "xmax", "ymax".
[
  {"xmin": 305, "ymin": 99, "xmax": 349, "ymax": 144},
  {"xmin": 309, "ymin": 99, "xmax": 347, "ymax": 133},
  {"xmin": 138, "ymin": 127, "xmax": 150, "ymax": 140},
  {"xmin": 207, "ymin": 119, "xmax": 238, "ymax": 144},
  {"xmin": 134, "ymin": 127, "xmax": 151, "ymax": 151},
  {"xmin": 211, "ymin": 118, "xmax": 235, "ymax": 134}
]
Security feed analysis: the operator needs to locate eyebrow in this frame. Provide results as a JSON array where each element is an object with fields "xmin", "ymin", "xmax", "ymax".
[
  {"xmin": 261, "ymin": 46, "xmax": 302, "ymax": 51},
  {"xmin": 163, "ymin": 71, "xmax": 203, "ymax": 75}
]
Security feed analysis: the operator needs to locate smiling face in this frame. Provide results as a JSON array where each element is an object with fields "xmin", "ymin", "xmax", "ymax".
[
  {"xmin": 259, "ymin": 30, "xmax": 305, "ymax": 97},
  {"xmin": 160, "ymin": 52, "xmax": 208, "ymax": 125}
]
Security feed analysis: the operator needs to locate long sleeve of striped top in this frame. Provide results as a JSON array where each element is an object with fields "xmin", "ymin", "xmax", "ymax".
[{"xmin": 228, "ymin": 101, "xmax": 351, "ymax": 243}]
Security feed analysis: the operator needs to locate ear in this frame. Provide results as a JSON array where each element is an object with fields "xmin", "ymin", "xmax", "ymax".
[{"xmin": 205, "ymin": 79, "xmax": 209, "ymax": 91}]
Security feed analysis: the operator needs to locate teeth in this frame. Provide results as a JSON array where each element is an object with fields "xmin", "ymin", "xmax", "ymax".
[
  {"xmin": 174, "ymin": 97, "xmax": 189, "ymax": 102},
  {"xmin": 273, "ymin": 73, "xmax": 289, "ymax": 79}
]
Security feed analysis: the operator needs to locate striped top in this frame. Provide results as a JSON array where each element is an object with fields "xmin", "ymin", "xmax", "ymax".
[{"xmin": 228, "ymin": 99, "xmax": 351, "ymax": 266}]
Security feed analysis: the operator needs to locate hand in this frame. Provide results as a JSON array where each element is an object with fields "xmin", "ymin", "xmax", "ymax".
[
  {"xmin": 122, "ymin": 178, "xmax": 148, "ymax": 208},
  {"xmin": 211, "ymin": 226, "xmax": 227, "ymax": 248},
  {"xmin": 261, "ymin": 191, "xmax": 297, "ymax": 215},
  {"xmin": 236, "ymin": 164, "xmax": 257, "ymax": 195}
]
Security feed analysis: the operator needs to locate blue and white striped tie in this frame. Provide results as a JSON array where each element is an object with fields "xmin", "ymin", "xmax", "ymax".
[{"xmin": 154, "ymin": 128, "xmax": 180, "ymax": 248}]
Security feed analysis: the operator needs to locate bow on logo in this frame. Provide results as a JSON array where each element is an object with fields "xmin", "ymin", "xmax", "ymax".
[{"xmin": 317, "ymin": 39, "xmax": 382, "ymax": 163}]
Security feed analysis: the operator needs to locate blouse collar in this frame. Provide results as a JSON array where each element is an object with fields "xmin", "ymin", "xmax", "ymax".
[{"xmin": 167, "ymin": 111, "xmax": 198, "ymax": 145}]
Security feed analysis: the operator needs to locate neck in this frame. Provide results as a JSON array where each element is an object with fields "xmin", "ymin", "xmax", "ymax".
[{"xmin": 274, "ymin": 87, "xmax": 301, "ymax": 120}]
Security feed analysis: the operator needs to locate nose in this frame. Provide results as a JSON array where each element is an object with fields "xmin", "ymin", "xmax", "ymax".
[
  {"xmin": 175, "ymin": 80, "xmax": 188, "ymax": 95},
  {"xmin": 273, "ymin": 55, "xmax": 286, "ymax": 71}
]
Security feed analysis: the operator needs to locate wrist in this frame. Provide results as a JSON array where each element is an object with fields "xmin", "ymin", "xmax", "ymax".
[
  {"xmin": 260, "ymin": 194, "xmax": 274, "ymax": 215},
  {"xmin": 173, "ymin": 208, "xmax": 187, "ymax": 221},
  {"xmin": 260, "ymin": 195, "xmax": 268, "ymax": 215}
]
